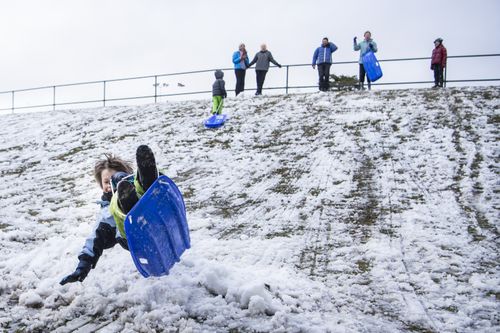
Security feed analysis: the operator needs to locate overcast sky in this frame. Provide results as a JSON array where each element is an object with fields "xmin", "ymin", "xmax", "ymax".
[{"xmin": 1, "ymin": 0, "xmax": 499, "ymax": 95}]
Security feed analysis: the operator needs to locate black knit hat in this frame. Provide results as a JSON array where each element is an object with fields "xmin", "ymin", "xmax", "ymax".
[{"xmin": 434, "ymin": 38, "xmax": 443, "ymax": 43}]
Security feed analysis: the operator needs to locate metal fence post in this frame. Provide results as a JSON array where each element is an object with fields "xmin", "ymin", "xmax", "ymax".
[
  {"xmin": 285, "ymin": 66, "xmax": 289, "ymax": 94},
  {"xmin": 154, "ymin": 76, "xmax": 158, "ymax": 103},
  {"xmin": 444, "ymin": 65, "xmax": 447, "ymax": 88},
  {"xmin": 103, "ymin": 81, "xmax": 106, "ymax": 106},
  {"xmin": 11, "ymin": 91, "xmax": 14, "ymax": 113},
  {"xmin": 53, "ymin": 86, "xmax": 56, "ymax": 111}
]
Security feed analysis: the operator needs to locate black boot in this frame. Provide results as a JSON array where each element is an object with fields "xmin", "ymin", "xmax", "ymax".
[
  {"xmin": 136, "ymin": 145, "xmax": 158, "ymax": 192},
  {"xmin": 117, "ymin": 180, "xmax": 138, "ymax": 214}
]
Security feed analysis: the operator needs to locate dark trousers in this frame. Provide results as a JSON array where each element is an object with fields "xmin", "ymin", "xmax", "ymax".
[
  {"xmin": 235, "ymin": 69, "xmax": 246, "ymax": 96},
  {"xmin": 433, "ymin": 64, "xmax": 444, "ymax": 87},
  {"xmin": 359, "ymin": 64, "xmax": 371, "ymax": 90},
  {"xmin": 256, "ymin": 70, "xmax": 268, "ymax": 94},
  {"xmin": 317, "ymin": 63, "xmax": 331, "ymax": 91}
]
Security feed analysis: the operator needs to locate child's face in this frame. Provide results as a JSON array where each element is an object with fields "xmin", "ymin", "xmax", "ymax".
[{"xmin": 101, "ymin": 168, "xmax": 116, "ymax": 193}]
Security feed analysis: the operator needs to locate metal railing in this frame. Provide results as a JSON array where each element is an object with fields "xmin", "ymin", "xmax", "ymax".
[{"xmin": 1, "ymin": 53, "xmax": 499, "ymax": 113}]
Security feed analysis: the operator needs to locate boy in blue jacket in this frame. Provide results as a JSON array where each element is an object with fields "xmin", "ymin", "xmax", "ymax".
[{"xmin": 312, "ymin": 37, "xmax": 338, "ymax": 92}]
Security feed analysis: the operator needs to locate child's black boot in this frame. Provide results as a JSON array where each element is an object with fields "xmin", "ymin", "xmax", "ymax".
[
  {"xmin": 117, "ymin": 180, "xmax": 139, "ymax": 214},
  {"xmin": 136, "ymin": 145, "xmax": 158, "ymax": 192}
]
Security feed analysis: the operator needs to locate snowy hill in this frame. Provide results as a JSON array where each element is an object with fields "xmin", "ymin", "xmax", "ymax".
[{"xmin": 0, "ymin": 87, "xmax": 498, "ymax": 332}]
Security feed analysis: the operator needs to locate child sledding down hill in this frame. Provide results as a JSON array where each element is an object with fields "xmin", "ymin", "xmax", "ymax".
[{"xmin": 60, "ymin": 145, "xmax": 159, "ymax": 285}]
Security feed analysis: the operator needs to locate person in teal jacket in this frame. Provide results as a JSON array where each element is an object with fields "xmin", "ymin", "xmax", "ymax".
[
  {"xmin": 353, "ymin": 31, "xmax": 378, "ymax": 90},
  {"xmin": 232, "ymin": 43, "xmax": 251, "ymax": 96}
]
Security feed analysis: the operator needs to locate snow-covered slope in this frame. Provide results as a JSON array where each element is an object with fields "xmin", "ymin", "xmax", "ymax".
[{"xmin": 0, "ymin": 87, "xmax": 498, "ymax": 332}]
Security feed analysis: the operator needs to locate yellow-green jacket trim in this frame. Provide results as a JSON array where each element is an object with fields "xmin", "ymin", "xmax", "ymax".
[{"xmin": 109, "ymin": 173, "xmax": 146, "ymax": 239}]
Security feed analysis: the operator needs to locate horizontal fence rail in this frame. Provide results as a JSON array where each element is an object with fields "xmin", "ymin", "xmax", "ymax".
[{"xmin": 1, "ymin": 54, "xmax": 499, "ymax": 113}]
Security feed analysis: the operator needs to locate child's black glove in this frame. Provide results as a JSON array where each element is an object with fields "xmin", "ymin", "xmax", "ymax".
[
  {"xmin": 60, "ymin": 259, "xmax": 92, "ymax": 285},
  {"xmin": 277, "ymin": 64, "xmax": 282, "ymax": 68},
  {"xmin": 353, "ymin": 37, "xmax": 357, "ymax": 44},
  {"xmin": 369, "ymin": 43, "xmax": 374, "ymax": 49}
]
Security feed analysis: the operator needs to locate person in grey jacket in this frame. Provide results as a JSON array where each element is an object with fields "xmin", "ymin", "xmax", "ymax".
[
  {"xmin": 211, "ymin": 70, "xmax": 227, "ymax": 115},
  {"xmin": 248, "ymin": 44, "xmax": 282, "ymax": 95},
  {"xmin": 353, "ymin": 31, "xmax": 378, "ymax": 90}
]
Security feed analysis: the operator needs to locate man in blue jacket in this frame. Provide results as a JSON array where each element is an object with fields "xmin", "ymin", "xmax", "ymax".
[{"xmin": 312, "ymin": 37, "xmax": 338, "ymax": 91}]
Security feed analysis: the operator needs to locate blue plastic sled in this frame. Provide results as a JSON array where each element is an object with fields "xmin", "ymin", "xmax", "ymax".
[
  {"xmin": 124, "ymin": 175, "xmax": 190, "ymax": 278},
  {"xmin": 204, "ymin": 114, "xmax": 227, "ymax": 128},
  {"xmin": 362, "ymin": 51, "xmax": 383, "ymax": 82}
]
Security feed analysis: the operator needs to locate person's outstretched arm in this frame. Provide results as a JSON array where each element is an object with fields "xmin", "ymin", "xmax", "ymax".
[
  {"xmin": 248, "ymin": 53, "xmax": 258, "ymax": 67},
  {"xmin": 60, "ymin": 204, "xmax": 119, "ymax": 285},
  {"xmin": 268, "ymin": 52, "xmax": 281, "ymax": 67},
  {"xmin": 353, "ymin": 37, "xmax": 361, "ymax": 51}
]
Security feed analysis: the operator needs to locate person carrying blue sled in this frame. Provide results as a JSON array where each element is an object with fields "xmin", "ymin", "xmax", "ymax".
[
  {"xmin": 354, "ymin": 31, "xmax": 378, "ymax": 90},
  {"xmin": 212, "ymin": 70, "xmax": 227, "ymax": 115},
  {"xmin": 60, "ymin": 145, "xmax": 160, "ymax": 285}
]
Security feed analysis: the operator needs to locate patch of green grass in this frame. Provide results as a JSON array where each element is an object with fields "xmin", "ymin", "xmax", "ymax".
[
  {"xmin": 52, "ymin": 144, "xmax": 96, "ymax": 161},
  {"xmin": 27, "ymin": 209, "xmax": 39, "ymax": 216},
  {"xmin": 38, "ymin": 218, "xmax": 59, "ymax": 225},
  {"xmin": 302, "ymin": 125, "xmax": 320, "ymax": 137},
  {"xmin": 403, "ymin": 322, "xmax": 437, "ymax": 333},
  {"xmin": 206, "ymin": 138, "xmax": 231, "ymax": 149},
  {"xmin": 355, "ymin": 258, "xmax": 371, "ymax": 274},
  {"xmin": 109, "ymin": 133, "xmax": 138, "ymax": 143},
  {"xmin": 272, "ymin": 183, "xmax": 298, "ymax": 195},
  {"xmin": 481, "ymin": 90, "xmax": 496, "ymax": 100},
  {"xmin": 381, "ymin": 152, "xmax": 391, "ymax": 160},
  {"xmin": 0, "ymin": 145, "xmax": 24, "ymax": 153},
  {"xmin": 309, "ymin": 188, "xmax": 321, "ymax": 197},
  {"xmin": 1, "ymin": 160, "xmax": 41, "ymax": 176},
  {"xmin": 172, "ymin": 167, "xmax": 199, "ymax": 183},
  {"xmin": 270, "ymin": 166, "xmax": 304, "ymax": 194},
  {"xmin": 486, "ymin": 114, "xmax": 500, "ymax": 125},
  {"xmin": 183, "ymin": 186, "xmax": 195, "ymax": 199},
  {"xmin": 467, "ymin": 225, "xmax": 486, "ymax": 242},
  {"xmin": 265, "ymin": 229, "xmax": 294, "ymax": 239}
]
